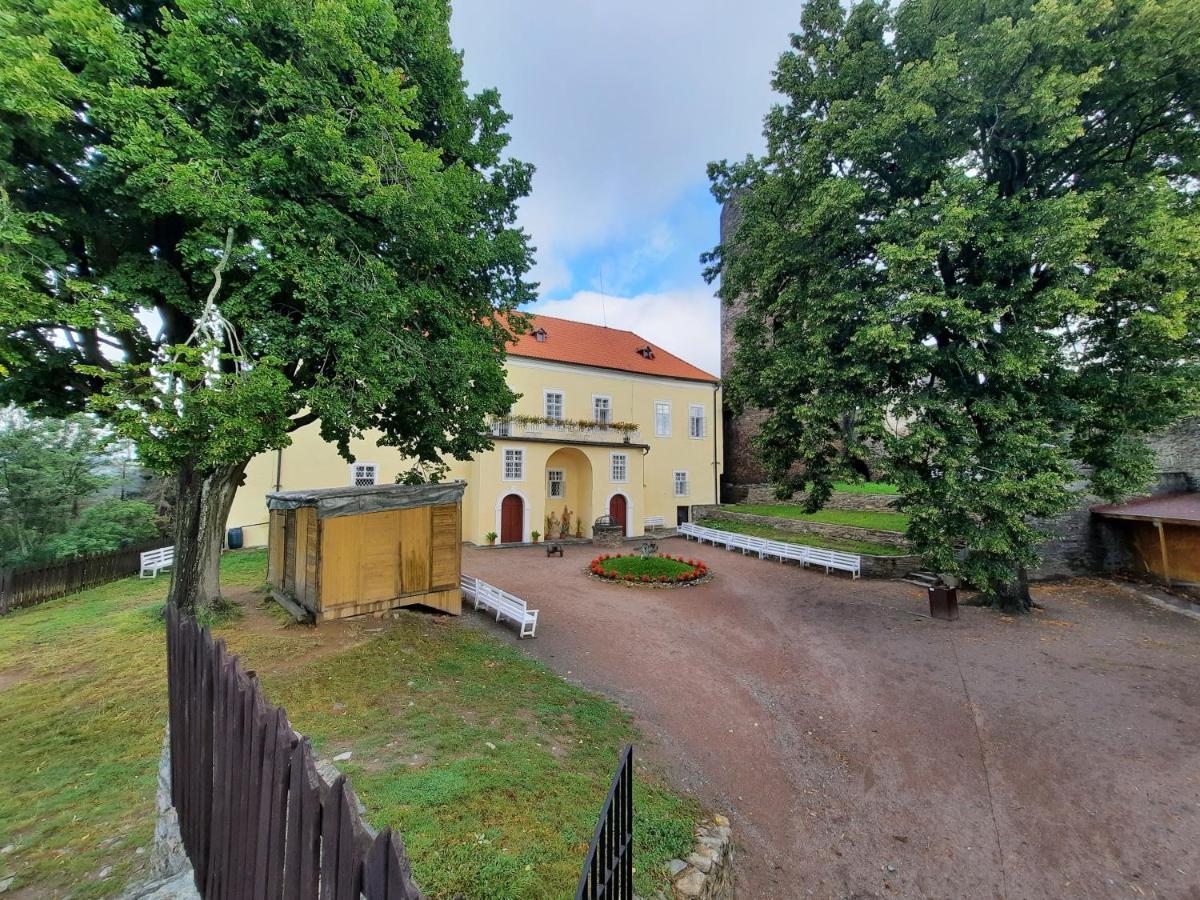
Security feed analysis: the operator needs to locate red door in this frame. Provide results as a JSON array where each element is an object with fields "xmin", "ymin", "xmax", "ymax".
[
  {"xmin": 500, "ymin": 494, "xmax": 523, "ymax": 543},
  {"xmin": 608, "ymin": 494, "xmax": 627, "ymax": 533}
]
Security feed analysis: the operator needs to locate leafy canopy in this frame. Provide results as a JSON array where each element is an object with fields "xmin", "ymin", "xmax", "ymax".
[
  {"xmin": 708, "ymin": 0, "xmax": 1200, "ymax": 599},
  {"xmin": 0, "ymin": 0, "xmax": 535, "ymax": 480}
]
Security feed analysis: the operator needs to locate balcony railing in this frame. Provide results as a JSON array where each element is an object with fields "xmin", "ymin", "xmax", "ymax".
[{"xmin": 490, "ymin": 416, "xmax": 641, "ymax": 443}]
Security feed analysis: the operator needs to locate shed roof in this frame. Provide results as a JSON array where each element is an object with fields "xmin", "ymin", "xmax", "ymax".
[
  {"xmin": 505, "ymin": 313, "xmax": 719, "ymax": 383},
  {"xmin": 267, "ymin": 480, "xmax": 466, "ymax": 519},
  {"xmin": 1090, "ymin": 492, "xmax": 1200, "ymax": 526}
]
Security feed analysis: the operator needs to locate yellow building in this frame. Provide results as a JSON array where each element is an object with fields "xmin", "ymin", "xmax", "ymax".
[{"xmin": 228, "ymin": 314, "xmax": 722, "ymax": 547}]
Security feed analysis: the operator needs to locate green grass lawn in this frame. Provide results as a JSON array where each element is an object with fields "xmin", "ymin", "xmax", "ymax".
[
  {"xmin": 697, "ymin": 517, "xmax": 908, "ymax": 556},
  {"xmin": 0, "ymin": 550, "xmax": 699, "ymax": 898},
  {"xmin": 594, "ymin": 555, "xmax": 697, "ymax": 578},
  {"xmin": 732, "ymin": 503, "xmax": 910, "ymax": 533},
  {"xmin": 831, "ymin": 480, "xmax": 899, "ymax": 495}
]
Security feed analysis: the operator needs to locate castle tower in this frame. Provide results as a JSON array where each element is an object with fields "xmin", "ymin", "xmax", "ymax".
[{"xmin": 718, "ymin": 197, "xmax": 771, "ymax": 501}]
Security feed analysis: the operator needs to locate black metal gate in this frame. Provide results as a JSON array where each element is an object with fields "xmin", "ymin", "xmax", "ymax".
[{"xmin": 576, "ymin": 744, "xmax": 634, "ymax": 900}]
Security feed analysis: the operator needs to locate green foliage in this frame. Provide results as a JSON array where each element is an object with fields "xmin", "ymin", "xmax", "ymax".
[
  {"xmin": 0, "ymin": 409, "xmax": 109, "ymax": 564},
  {"xmin": 44, "ymin": 498, "xmax": 160, "ymax": 558},
  {"xmin": 831, "ymin": 480, "xmax": 898, "ymax": 496},
  {"xmin": 593, "ymin": 555, "xmax": 699, "ymax": 579},
  {"xmin": 0, "ymin": 0, "xmax": 534, "ymax": 476},
  {"xmin": 709, "ymin": 0, "xmax": 1200, "ymax": 604}
]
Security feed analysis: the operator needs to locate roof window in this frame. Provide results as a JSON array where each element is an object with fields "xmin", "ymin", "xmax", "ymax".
[
  {"xmin": 637, "ymin": 345, "xmax": 655, "ymax": 359},
  {"xmin": 532, "ymin": 327, "xmax": 548, "ymax": 342}
]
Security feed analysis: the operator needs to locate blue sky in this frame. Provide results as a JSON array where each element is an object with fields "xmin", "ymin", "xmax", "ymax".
[{"xmin": 450, "ymin": 1, "xmax": 803, "ymax": 375}]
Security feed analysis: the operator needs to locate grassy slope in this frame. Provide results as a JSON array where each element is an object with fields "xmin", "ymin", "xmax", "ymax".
[
  {"xmin": 0, "ymin": 550, "xmax": 698, "ymax": 898},
  {"xmin": 733, "ymin": 503, "xmax": 910, "ymax": 533},
  {"xmin": 830, "ymin": 481, "xmax": 899, "ymax": 495},
  {"xmin": 697, "ymin": 516, "xmax": 907, "ymax": 556}
]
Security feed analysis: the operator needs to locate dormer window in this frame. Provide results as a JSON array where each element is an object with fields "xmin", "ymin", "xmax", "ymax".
[
  {"xmin": 637, "ymin": 345, "xmax": 655, "ymax": 359},
  {"xmin": 532, "ymin": 327, "xmax": 547, "ymax": 342}
]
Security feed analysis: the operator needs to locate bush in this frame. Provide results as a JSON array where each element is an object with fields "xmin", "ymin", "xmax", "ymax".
[{"xmin": 43, "ymin": 500, "xmax": 161, "ymax": 558}]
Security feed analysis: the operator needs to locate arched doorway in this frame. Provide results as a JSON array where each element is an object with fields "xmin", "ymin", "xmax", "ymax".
[
  {"xmin": 544, "ymin": 447, "xmax": 593, "ymax": 539},
  {"xmin": 608, "ymin": 494, "xmax": 627, "ymax": 532},
  {"xmin": 500, "ymin": 494, "xmax": 524, "ymax": 544}
]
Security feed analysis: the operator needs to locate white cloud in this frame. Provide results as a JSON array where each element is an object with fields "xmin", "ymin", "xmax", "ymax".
[
  {"xmin": 451, "ymin": 0, "xmax": 798, "ymax": 293},
  {"xmin": 535, "ymin": 285, "xmax": 720, "ymax": 377}
]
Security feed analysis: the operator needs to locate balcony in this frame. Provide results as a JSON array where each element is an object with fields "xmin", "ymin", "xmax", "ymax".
[{"xmin": 489, "ymin": 415, "xmax": 642, "ymax": 445}]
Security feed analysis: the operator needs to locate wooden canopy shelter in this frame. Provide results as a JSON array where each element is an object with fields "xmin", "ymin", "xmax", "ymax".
[
  {"xmin": 1091, "ymin": 493, "xmax": 1200, "ymax": 588},
  {"xmin": 266, "ymin": 481, "xmax": 465, "ymax": 623}
]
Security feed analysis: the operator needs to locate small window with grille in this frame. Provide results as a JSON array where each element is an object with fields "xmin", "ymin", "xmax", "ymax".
[
  {"xmin": 547, "ymin": 469, "xmax": 565, "ymax": 498},
  {"xmin": 350, "ymin": 463, "xmax": 378, "ymax": 487}
]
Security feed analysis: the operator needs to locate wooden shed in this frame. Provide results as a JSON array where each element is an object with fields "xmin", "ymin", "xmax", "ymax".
[{"xmin": 265, "ymin": 481, "xmax": 465, "ymax": 622}]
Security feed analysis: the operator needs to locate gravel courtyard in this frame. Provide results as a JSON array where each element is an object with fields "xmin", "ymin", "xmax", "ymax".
[{"xmin": 463, "ymin": 538, "xmax": 1200, "ymax": 900}]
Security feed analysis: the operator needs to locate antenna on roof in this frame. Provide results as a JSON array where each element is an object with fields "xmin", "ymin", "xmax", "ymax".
[{"xmin": 599, "ymin": 269, "xmax": 609, "ymax": 329}]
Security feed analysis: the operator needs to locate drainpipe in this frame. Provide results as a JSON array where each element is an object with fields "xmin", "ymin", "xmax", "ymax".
[
  {"xmin": 712, "ymin": 382, "xmax": 720, "ymax": 505},
  {"xmin": 274, "ymin": 448, "xmax": 283, "ymax": 492}
]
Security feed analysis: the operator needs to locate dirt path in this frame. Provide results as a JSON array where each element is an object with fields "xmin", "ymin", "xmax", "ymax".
[{"xmin": 464, "ymin": 540, "xmax": 1200, "ymax": 900}]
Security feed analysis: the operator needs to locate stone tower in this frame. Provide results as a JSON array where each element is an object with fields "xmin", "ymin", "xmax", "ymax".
[{"xmin": 718, "ymin": 197, "xmax": 771, "ymax": 501}]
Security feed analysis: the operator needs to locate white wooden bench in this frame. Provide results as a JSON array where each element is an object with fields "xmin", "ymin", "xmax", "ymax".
[
  {"xmin": 644, "ymin": 516, "xmax": 665, "ymax": 528},
  {"xmin": 140, "ymin": 546, "xmax": 175, "ymax": 578},
  {"xmin": 680, "ymin": 523, "xmax": 861, "ymax": 579},
  {"xmin": 460, "ymin": 575, "xmax": 539, "ymax": 638}
]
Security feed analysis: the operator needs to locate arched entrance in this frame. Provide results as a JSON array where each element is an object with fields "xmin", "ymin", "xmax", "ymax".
[
  {"xmin": 500, "ymin": 494, "xmax": 524, "ymax": 544},
  {"xmin": 608, "ymin": 494, "xmax": 627, "ymax": 532},
  {"xmin": 544, "ymin": 448, "xmax": 593, "ymax": 539}
]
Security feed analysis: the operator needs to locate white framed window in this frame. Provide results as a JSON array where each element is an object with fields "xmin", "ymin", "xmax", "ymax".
[
  {"xmin": 350, "ymin": 463, "xmax": 379, "ymax": 487},
  {"xmin": 688, "ymin": 404, "xmax": 706, "ymax": 439},
  {"xmin": 547, "ymin": 468, "xmax": 565, "ymax": 498},
  {"xmin": 592, "ymin": 395, "xmax": 612, "ymax": 424},
  {"xmin": 654, "ymin": 401, "xmax": 671, "ymax": 437},
  {"xmin": 610, "ymin": 453, "xmax": 628, "ymax": 483},
  {"xmin": 503, "ymin": 448, "xmax": 525, "ymax": 481},
  {"xmin": 544, "ymin": 389, "xmax": 564, "ymax": 422},
  {"xmin": 673, "ymin": 470, "xmax": 689, "ymax": 497}
]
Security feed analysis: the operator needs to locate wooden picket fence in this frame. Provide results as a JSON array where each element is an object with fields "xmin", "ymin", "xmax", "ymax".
[
  {"xmin": 165, "ymin": 605, "xmax": 422, "ymax": 899},
  {"xmin": 0, "ymin": 539, "xmax": 167, "ymax": 616}
]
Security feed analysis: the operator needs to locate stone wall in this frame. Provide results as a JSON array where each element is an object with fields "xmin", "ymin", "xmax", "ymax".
[
  {"xmin": 693, "ymin": 505, "xmax": 911, "ymax": 551},
  {"xmin": 592, "ymin": 524, "xmax": 625, "ymax": 549},
  {"xmin": 1034, "ymin": 418, "xmax": 1200, "ymax": 580},
  {"xmin": 667, "ymin": 814, "xmax": 735, "ymax": 899}
]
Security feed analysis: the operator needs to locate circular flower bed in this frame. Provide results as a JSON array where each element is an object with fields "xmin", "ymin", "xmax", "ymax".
[{"xmin": 588, "ymin": 553, "xmax": 709, "ymax": 586}]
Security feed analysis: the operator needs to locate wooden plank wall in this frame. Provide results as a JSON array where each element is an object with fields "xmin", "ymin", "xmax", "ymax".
[
  {"xmin": 0, "ymin": 539, "xmax": 168, "ymax": 616},
  {"xmin": 165, "ymin": 604, "xmax": 424, "ymax": 899}
]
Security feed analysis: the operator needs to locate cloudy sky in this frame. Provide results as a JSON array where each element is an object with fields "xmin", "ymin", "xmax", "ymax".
[{"xmin": 450, "ymin": 1, "xmax": 802, "ymax": 376}]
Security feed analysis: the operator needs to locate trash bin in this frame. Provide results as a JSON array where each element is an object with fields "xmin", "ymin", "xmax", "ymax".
[
  {"xmin": 929, "ymin": 584, "xmax": 958, "ymax": 620},
  {"xmin": 226, "ymin": 527, "xmax": 244, "ymax": 550}
]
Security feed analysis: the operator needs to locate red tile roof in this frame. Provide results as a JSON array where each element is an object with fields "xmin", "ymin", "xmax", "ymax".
[
  {"xmin": 504, "ymin": 313, "xmax": 719, "ymax": 383},
  {"xmin": 1091, "ymin": 493, "xmax": 1200, "ymax": 525}
]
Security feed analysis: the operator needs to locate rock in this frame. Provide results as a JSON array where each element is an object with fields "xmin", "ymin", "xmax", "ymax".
[
  {"xmin": 673, "ymin": 869, "xmax": 706, "ymax": 897},
  {"xmin": 0, "ymin": 876, "xmax": 14, "ymax": 894},
  {"xmin": 712, "ymin": 814, "xmax": 730, "ymax": 828},
  {"xmin": 0, "ymin": 845, "xmax": 11, "ymax": 855},
  {"xmin": 685, "ymin": 852, "xmax": 712, "ymax": 874},
  {"xmin": 99, "ymin": 866, "xmax": 113, "ymax": 879},
  {"xmin": 136, "ymin": 847, "xmax": 146, "ymax": 855},
  {"xmin": 485, "ymin": 741, "xmax": 497, "ymax": 750},
  {"xmin": 667, "ymin": 858, "xmax": 689, "ymax": 877},
  {"xmin": 332, "ymin": 751, "xmax": 352, "ymax": 762},
  {"xmin": 332, "ymin": 702, "xmax": 346, "ymax": 711},
  {"xmin": 885, "ymin": 864, "xmax": 897, "ymax": 873}
]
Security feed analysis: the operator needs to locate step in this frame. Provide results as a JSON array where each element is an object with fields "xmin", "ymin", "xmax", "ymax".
[{"xmin": 903, "ymin": 571, "xmax": 939, "ymax": 588}]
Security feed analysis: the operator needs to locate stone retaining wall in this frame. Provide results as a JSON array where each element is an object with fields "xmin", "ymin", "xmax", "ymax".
[
  {"xmin": 693, "ymin": 506, "xmax": 911, "ymax": 551},
  {"xmin": 667, "ymin": 814, "xmax": 735, "ymax": 899},
  {"xmin": 690, "ymin": 506, "xmax": 922, "ymax": 579},
  {"xmin": 729, "ymin": 483, "xmax": 900, "ymax": 512}
]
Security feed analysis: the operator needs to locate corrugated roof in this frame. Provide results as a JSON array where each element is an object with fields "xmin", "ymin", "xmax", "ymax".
[
  {"xmin": 1091, "ymin": 493, "xmax": 1200, "ymax": 525},
  {"xmin": 505, "ymin": 313, "xmax": 718, "ymax": 383}
]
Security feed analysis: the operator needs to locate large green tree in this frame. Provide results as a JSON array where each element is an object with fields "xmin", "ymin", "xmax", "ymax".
[
  {"xmin": 0, "ymin": 0, "xmax": 534, "ymax": 610},
  {"xmin": 709, "ymin": 0, "xmax": 1200, "ymax": 610}
]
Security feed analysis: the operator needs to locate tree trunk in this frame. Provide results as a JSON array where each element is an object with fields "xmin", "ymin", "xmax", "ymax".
[
  {"xmin": 989, "ymin": 565, "xmax": 1033, "ymax": 613},
  {"xmin": 167, "ymin": 460, "xmax": 247, "ymax": 613}
]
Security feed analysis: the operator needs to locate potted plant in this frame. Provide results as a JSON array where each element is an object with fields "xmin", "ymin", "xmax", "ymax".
[
  {"xmin": 485, "ymin": 531, "xmax": 497, "ymax": 546},
  {"xmin": 531, "ymin": 529, "xmax": 541, "ymax": 544},
  {"xmin": 575, "ymin": 520, "xmax": 583, "ymax": 539}
]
